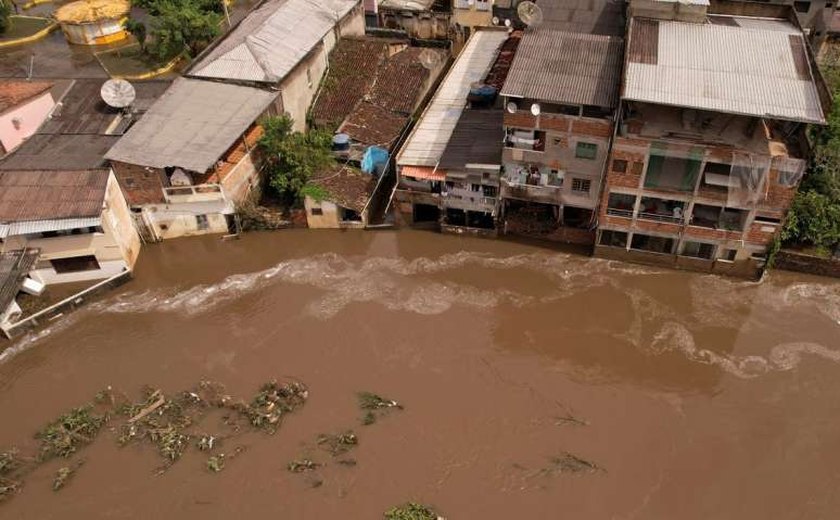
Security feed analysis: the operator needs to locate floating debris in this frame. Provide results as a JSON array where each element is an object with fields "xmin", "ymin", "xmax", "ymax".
[
  {"xmin": 207, "ymin": 455, "xmax": 225, "ymax": 473},
  {"xmin": 0, "ymin": 478, "xmax": 20, "ymax": 502},
  {"xmin": 384, "ymin": 502, "xmax": 441, "ymax": 520},
  {"xmin": 232, "ymin": 381, "xmax": 308, "ymax": 433},
  {"xmin": 36, "ymin": 406, "xmax": 107, "ymax": 460},
  {"xmin": 116, "ymin": 389, "xmax": 195, "ymax": 466},
  {"xmin": 554, "ymin": 413, "xmax": 588, "ymax": 427},
  {"xmin": 52, "ymin": 461, "xmax": 83, "ymax": 491},
  {"xmin": 358, "ymin": 392, "xmax": 402, "ymax": 425},
  {"xmin": 547, "ymin": 452, "xmax": 602, "ymax": 474},
  {"xmin": 337, "ymin": 458, "xmax": 357, "ymax": 467},
  {"xmin": 287, "ymin": 459, "xmax": 319, "ymax": 473},
  {"xmin": 317, "ymin": 431, "xmax": 358, "ymax": 456},
  {"xmin": 0, "ymin": 449, "xmax": 22, "ymax": 476},
  {"xmin": 196, "ymin": 435, "xmax": 217, "ymax": 451}
]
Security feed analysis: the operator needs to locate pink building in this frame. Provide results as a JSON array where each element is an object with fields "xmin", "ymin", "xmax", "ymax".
[{"xmin": 0, "ymin": 81, "xmax": 55, "ymax": 155}]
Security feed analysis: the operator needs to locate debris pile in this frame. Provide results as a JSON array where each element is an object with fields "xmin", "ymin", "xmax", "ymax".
[
  {"xmin": 317, "ymin": 431, "xmax": 358, "ymax": 456},
  {"xmin": 384, "ymin": 502, "xmax": 442, "ymax": 520},
  {"xmin": 232, "ymin": 381, "xmax": 308, "ymax": 433},
  {"xmin": 37, "ymin": 406, "xmax": 107, "ymax": 460},
  {"xmin": 287, "ymin": 459, "xmax": 319, "ymax": 473},
  {"xmin": 358, "ymin": 391, "xmax": 402, "ymax": 425}
]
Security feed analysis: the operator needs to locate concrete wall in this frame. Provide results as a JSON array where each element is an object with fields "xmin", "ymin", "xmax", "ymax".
[
  {"xmin": 3, "ymin": 173, "xmax": 139, "ymax": 285},
  {"xmin": 453, "ymin": 4, "xmax": 494, "ymax": 28},
  {"xmin": 303, "ymin": 196, "xmax": 367, "ymax": 229},
  {"xmin": 143, "ymin": 209, "xmax": 230, "ymax": 240},
  {"xmin": 220, "ymin": 151, "xmax": 259, "ymax": 203},
  {"xmin": 774, "ymin": 249, "xmax": 840, "ymax": 278},
  {"xmin": 280, "ymin": 3, "xmax": 365, "ymax": 132},
  {"xmin": 0, "ymin": 91, "xmax": 54, "ymax": 155}
]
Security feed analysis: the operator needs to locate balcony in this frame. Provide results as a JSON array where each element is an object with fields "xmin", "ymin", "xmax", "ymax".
[
  {"xmin": 606, "ymin": 192, "xmax": 636, "ymax": 219},
  {"xmin": 500, "ymin": 167, "xmax": 563, "ymax": 205},
  {"xmin": 689, "ymin": 204, "xmax": 747, "ymax": 232},
  {"xmin": 442, "ymin": 186, "xmax": 497, "ymax": 214},
  {"xmin": 637, "ymin": 196, "xmax": 686, "ymax": 224},
  {"xmin": 163, "ymin": 184, "xmax": 226, "ymax": 204}
]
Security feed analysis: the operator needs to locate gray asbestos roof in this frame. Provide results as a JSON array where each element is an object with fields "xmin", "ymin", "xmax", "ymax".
[
  {"xmin": 105, "ymin": 78, "xmax": 278, "ymax": 173},
  {"xmin": 624, "ymin": 16, "xmax": 827, "ymax": 124},
  {"xmin": 397, "ymin": 29, "xmax": 509, "ymax": 168},
  {"xmin": 501, "ymin": 28, "xmax": 623, "ymax": 109},
  {"xmin": 189, "ymin": 0, "xmax": 359, "ymax": 83}
]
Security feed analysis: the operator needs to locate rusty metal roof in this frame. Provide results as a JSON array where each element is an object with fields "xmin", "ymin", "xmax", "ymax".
[
  {"xmin": 0, "ymin": 169, "xmax": 108, "ymax": 224},
  {"xmin": 624, "ymin": 16, "xmax": 826, "ymax": 124},
  {"xmin": 535, "ymin": 0, "xmax": 626, "ymax": 37},
  {"xmin": 0, "ymin": 81, "xmax": 53, "ymax": 114},
  {"xmin": 438, "ymin": 110, "xmax": 504, "ymax": 170},
  {"xmin": 501, "ymin": 28, "xmax": 623, "ymax": 109}
]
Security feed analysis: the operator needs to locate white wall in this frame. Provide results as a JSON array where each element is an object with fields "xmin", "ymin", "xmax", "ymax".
[{"xmin": 0, "ymin": 92, "xmax": 53, "ymax": 154}]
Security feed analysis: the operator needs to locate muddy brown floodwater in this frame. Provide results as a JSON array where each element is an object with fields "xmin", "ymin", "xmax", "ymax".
[{"xmin": 1, "ymin": 231, "xmax": 840, "ymax": 519}]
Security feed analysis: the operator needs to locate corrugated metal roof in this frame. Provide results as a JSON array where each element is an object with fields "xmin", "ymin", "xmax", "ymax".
[
  {"xmin": 624, "ymin": 16, "xmax": 826, "ymax": 124},
  {"xmin": 0, "ymin": 134, "xmax": 119, "ymax": 170},
  {"xmin": 438, "ymin": 110, "xmax": 504, "ymax": 170},
  {"xmin": 189, "ymin": 0, "xmax": 359, "ymax": 83},
  {"xmin": 397, "ymin": 29, "xmax": 509, "ymax": 168},
  {"xmin": 535, "ymin": 0, "xmax": 626, "ymax": 37},
  {"xmin": 0, "ymin": 217, "xmax": 103, "ymax": 239},
  {"xmin": 0, "ymin": 169, "xmax": 108, "ymax": 226},
  {"xmin": 501, "ymin": 28, "xmax": 623, "ymax": 109},
  {"xmin": 105, "ymin": 78, "xmax": 278, "ymax": 173},
  {"xmin": 0, "ymin": 248, "xmax": 39, "ymax": 313}
]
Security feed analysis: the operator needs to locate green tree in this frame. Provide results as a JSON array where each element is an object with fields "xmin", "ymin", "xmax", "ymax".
[
  {"xmin": 147, "ymin": 3, "xmax": 221, "ymax": 61},
  {"xmin": 0, "ymin": 0, "xmax": 12, "ymax": 35},
  {"xmin": 257, "ymin": 115, "xmax": 335, "ymax": 201},
  {"xmin": 782, "ymin": 191, "xmax": 840, "ymax": 253},
  {"xmin": 124, "ymin": 19, "xmax": 147, "ymax": 51}
]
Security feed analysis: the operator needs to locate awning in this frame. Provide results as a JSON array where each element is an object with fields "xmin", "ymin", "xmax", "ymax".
[
  {"xmin": 401, "ymin": 165, "xmax": 446, "ymax": 182},
  {"xmin": 0, "ymin": 217, "xmax": 102, "ymax": 239}
]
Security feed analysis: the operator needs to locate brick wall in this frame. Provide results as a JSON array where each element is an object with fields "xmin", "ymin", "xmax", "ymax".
[
  {"xmin": 633, "ymin": 219, "xmax": 682, "ymax": 235},
  {"xmin": 684, "ymin": 226, "xmax": 742, "ymax": 242},
  {"xmin": 774, "ymin": 250, "xmax": 840, "ymax": 278},
  {"xmin": 745, "ymin": 222, "xmax": 778, "ymax": 246},
  {"xmin": 571, "ymin": 118, "xmax": 612, "ymax": 138}
]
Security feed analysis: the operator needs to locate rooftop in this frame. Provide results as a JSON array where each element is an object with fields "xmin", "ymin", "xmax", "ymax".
[
  {"xmin": 189, "ymin": 0, "xmax": 359, "ymax": 83},
  {"xmin": 501, "ymin": 28, "xmax": 623, "ymax": 109},
  {"xmin": 0, "ymin": 169, "xmax": 109, "ymax": 223},
  {"xmin": 438, "ymin": 110, "xmax": 504, "ymax": 170},
  {"xmin": 0, "ymin": 81, "xmax": 53, "ymax": 114},
  {"xmin": 310, "ymin": 164, "xmax": 375, "ymax": 212},
  {"xmin": 0, "ymin": 248, "xmax": 39, "ymax": 316},
  {"xmin": 105, "ymin": 78, "xmax": 278, "ymax": 173},
  {"xmin": 534, "ymin": 0, "xmax": 626, "ymax": 37},
  {"xmin": 624, "ymin": 16, "xmax": 827, "ymax": 124},
  {"xmin": 0, "ymin": 134, "xmax": 120, "ymax": 170},
  {"xmin": 378, "ymin": 0, "xmax": 436, "ymax": 11},
  {"xmin": 398, "ymin": 29, "xmax": 509, "ymax": 167}
]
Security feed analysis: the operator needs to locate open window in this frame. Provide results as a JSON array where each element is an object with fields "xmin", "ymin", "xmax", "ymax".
[
  {"xmin": 630, "ymin": 233, "xmax": 676, "ymax": 254},
  {"xmin": 638, "ymin": 196, "xmax": 685, "ymax": 223},
  {"xmin": 506, "ymin": 129, "xmax": 546, "ymax": 152},
  {"xmin": 599, "ymin": 229, "xmax": 628, "ymax": 247},
  {"xmin": 644, "ymin": 143, "xmax": 703, "ymax": 192},
  {"xmin": 607, "ymin": 192, "xmax": 636, "ymax": 218},
  {"xmin": 681, "ymin": 241, "xmax": 716, "ymax": 260}
]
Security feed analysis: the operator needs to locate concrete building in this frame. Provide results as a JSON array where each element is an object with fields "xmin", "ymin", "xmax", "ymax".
[
  {"xmin": 0, "ymin": 169, "xmax": 140, "ymax": 285},
  {"xmin": 498, "ymin": 28, "xmax": 624, "ymax": 245},
  {"xmin": 0, "ymin": 81, "xmax": 55, "ymax": 156},
  {"xmin": 376, "ymin": 0, "xmax": 451, "ymax": 40},
  {"xmin": 188, "ymin": 0, "xmax": 365, "ymax": 132},
  {"xmin": 595, "ymin": 1, "xmax": 831, "ymax": 278},
  {"xmin": 105, "ymin": 78, "xmax": 279, "ymax": 241},
  {"xmin": 393, "ymin": 28, "xmax": 509, "ymax": 228},
  {"xmin": 303, "ymin": 165, "xmax": 377, "ymax": 228},
  {"xmin": 453, "ymin": 0, "xmax": 494, "ymax": 34}
]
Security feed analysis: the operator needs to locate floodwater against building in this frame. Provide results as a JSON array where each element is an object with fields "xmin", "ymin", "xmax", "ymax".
[{"xmin": 1, "ymin": 231, "xmax": 839, "ymax": 518}]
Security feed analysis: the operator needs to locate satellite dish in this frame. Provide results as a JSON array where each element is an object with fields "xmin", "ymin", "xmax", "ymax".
[
  {"xmin": 517, "ymin": 1, "xmax": 544, "ymax": 27},
  {"xmin": 504, "ymin": 18, "xmax": 512, "ymax": 27},
  {"xmin": 506, "ymin": 101, "xmax": 518, "ymax": 114},
  {"xmin": 492, "ymin": 16, "xmax": 499, "ymax": 25},
  {"xmin": 100, "ymin": 79, "xmax": 136, "ymax": 109},
  {"xmin": 530, "ymin": 103, "xmax": 541, "ymax": 116},
  {"xmin": 418, "ymin": 48, "xmax": 442, "ymax": 70}
]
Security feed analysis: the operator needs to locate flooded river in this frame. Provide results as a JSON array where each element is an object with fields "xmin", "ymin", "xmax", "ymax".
[{"xmin": 1, "ymin": 231, "xmax": 839, "ymax": 519}]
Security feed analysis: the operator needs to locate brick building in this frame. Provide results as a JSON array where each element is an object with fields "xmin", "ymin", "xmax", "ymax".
[
  {"xmin": 595, "ymin": 1, "xmax": 831, "ymax": 278},
  {"xmin": 498, "ymin": 28, "xmax": 624, "ymax": 245}
]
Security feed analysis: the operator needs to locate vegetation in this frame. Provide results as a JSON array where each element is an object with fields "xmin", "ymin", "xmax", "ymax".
[
  {"xmin": 36, "ymin": 406, "xmax": 107, "ymax": 460},
  {"xmin": 384, "ymin": 503, "xmax": 440, "ymax": 520},
  {"xmin": 257, "ymin": 115, "xmax": 335, "ymax": 202},
  {"xmin": 0, "ymin": 0, "xmax": 11, "ymax": 35},
  {"xmin": 783, "ymin": 52, "xmax": 840, "ymax": 255},
  {"xmin": 357, "ymin": 391, "xmax": 402, "ymax": 425},
  {"xmin": 124, "ymin": 0, "xmax": 222, "ymax": 63}
]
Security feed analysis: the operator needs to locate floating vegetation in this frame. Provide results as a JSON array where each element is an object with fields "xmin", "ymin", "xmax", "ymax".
[
  {"xmin": 0, "ymin": 449, "xmax": 22, "ymax": 476},
  {"xmin": 52, "ymin": 461, "xmax": 82, "ymax": 491},
  {"xmin": 232, "ymin": 381, "xmax": 308, "ymax": 433},
  {"xmin": 384, "ymin": 502, "xmax": 441, "ymax": 520},
  {"xmin": 196, "ymin": 435, "xmax": 218, "ymax": 452},
  {"xmin": 358, "ymin": 392, "xmax": 402, "ymax": 425},
  {"xmin": 547, "ymin": 452, "xmax": 603, "ymax": 474},
  {"xmin": 317, "ymin": 431, "xmax": 358, "ymax": 456},
  {"xmin": 116, "ymin": 388, "xmax": 196, "ymax": 466},
  {"xmin": 207, "ymin": 455, "xmax": 225, "ymax": 473},
  {"xmin": 0, "ymin": 478, "xmax": 20, "ymax": 502},
  {"xmin": 337, "ymin": 458, "xmax": 357, "ymax": 467},
  {"xmin": 287, "ymin": 459, "xmax": 319, "ymax": 473},
  {"xmin": 36, "ymin": 406, "xmax": 107, "ymax": 460}
]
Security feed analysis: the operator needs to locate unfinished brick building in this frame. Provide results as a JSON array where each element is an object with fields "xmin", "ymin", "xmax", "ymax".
[{"xmin": 595, "ymin": 0, "xmax": 831, "ymax": 278}]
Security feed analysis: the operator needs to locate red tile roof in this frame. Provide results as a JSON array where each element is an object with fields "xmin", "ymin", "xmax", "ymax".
[
  {"xmin": 0, "ymin": 81, "xmax": 53, "ymax": 114},
  {"xmin": 310, "ymin": 164, "xmax": 375, "ymax": 212},
  {"xmin": 310, "ymin": 38, "xmax": 388, "ymax": 128},
  {"xmin": 367, "ymin": 47, "xmax": 437, "ymax": 114},
  {"xmin": 340, "ymin": 101, "xmax": 409, "ymax": 148}
]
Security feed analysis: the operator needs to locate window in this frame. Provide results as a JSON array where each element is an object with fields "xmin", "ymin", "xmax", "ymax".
[
  {"xmin": 631, "ymin": 233, "xmax": 676, "ymax": 254},
  {"xmin": 681, "ymin": 241, "xmax": 716, "ymax": 260},
  {"xmin": 720, "ymin": 249, "xmax": 738, "ymax": 262},
  {"xmin": 571, "ymin": 178, "xmax": 591, "ymax": 193},
  {"xmin": 793, "ymin": 1, "xmax": 810, "ymax": 12},
  {"xmin": 51, "ymin": 255, "xmax": 100, "ymax": 274},
  {"xmin": 645, "ymin": 148, "xmax": 702, "ymax": 192},
  {"xmin": 470, "ymin": 184, "xmax": 481, "ymax": 192},
  {"xmin": 195, "ymin": 214, "xmax": 209, "ymax": 230},
  {"xmin": 607, "ymin": 192, "xmax": 636, "ymax": 217},
  {"xmin": 631, "ymin": 162, "xmax": 644, "ymax": 176},
  {"xmin": 482, "ymin": 185, "xmax": 497, "ymax": 197},
  {"xmin": 306, "ymin": 67, "xmax": 313, "ymax": 88},
  {"xmin": 575, "ymin": 142, "xmax": 598, "ymax": 160},
  {"xmin": 40, "ymin": 226, "xmax": 104, "ymax": 238},
  {"xmin": 310, "ymin": 207, "xmax": 323, "ymax": 216},
  {"xmin": 506, "ymin": 129, "xmax": 546, "ymax": 152},
  {"xmin": 754, "ymin": 215, "xmax": 781, "ymax": 225},
  {"xmin": 612, "ymin": 159, "xmax": 628, "ymax": 173},
  {"xmin": 599, "ymin": 230, "xmax": 628, "ymax": 248}
]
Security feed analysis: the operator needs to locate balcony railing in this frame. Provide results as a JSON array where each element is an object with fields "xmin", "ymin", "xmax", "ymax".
[
  {"xmin": 163, "ymin": 184, "xmax": 225, "ymax": 204},
  {"xmin": 606, "ymin": 208, "xmax": 633, "ymax": 218},
  {"xmin": 637, "ymin": 212, "xmax": 684, "ymax": 224}
]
